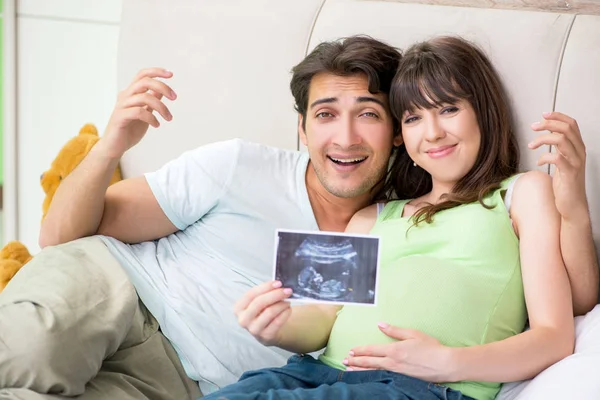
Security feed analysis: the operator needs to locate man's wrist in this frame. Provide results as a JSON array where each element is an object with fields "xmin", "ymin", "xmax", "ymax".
[
  {"xmin": 561, "ymin": 203, "xmax": 592, "ymax": 227},
  {"xmin": 92, "ymin": 138, "xmax": 125, "ymax": 162}
]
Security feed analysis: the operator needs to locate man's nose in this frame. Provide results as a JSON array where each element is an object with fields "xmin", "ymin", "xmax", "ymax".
[{"xmin": 332, "ymin": 117, "xmax": 361, "ymax": 148}]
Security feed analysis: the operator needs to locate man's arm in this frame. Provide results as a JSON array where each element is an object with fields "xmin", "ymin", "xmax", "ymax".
[
  {"xmin": 530, "ymin": 111, "xmax": 599, "ymax": 315},
  {"xmin": 40, "ymin": 146, "xmax": 177, "ymax": 247},
  {"xmin": 39, "ymin": 68, "xmax": 178, "ymax": 248},
  {"xmin": 560, "ymin": 213, "xmax": 599, "ymax": 316}
]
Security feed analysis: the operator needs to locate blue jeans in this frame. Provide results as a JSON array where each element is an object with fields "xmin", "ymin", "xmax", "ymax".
[{"xmin": 202, "ymin": 354, "xmax": 475, "ymax": 400}]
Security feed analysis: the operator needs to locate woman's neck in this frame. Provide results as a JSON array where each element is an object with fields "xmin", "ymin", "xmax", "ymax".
[{"xmin": 411, "ymin": 179, "xmax": 456, "ymax": 208}]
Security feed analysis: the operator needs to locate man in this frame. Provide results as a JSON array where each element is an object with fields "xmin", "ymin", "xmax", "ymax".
[{"xmin": 0, "ymin": 36, "xmax": 596, "ymax": 399}]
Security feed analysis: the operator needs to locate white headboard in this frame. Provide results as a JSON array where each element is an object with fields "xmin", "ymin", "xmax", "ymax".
[{"xmin": 117, "ymin": 0, "xmax": 600, "ymax": 258}]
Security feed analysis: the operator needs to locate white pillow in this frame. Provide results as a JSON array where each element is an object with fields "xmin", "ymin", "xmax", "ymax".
[{"xmin": 498, "ymin": 304, "xmax": 600, "ymax": 399}]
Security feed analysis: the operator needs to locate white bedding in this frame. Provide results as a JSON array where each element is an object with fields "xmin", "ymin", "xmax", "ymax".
[{"xmin": 498, "ymin": 305, "xmax": 600, "ymax": 399}]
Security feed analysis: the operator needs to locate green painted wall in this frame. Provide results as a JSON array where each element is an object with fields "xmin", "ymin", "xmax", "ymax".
[
  {"xmin": 0, "ymin": 16, "xmax": 3, "ymax": 186},
  {"xmin": 0, "ymin": 0, "xmax": 3, "ymax": 186}
]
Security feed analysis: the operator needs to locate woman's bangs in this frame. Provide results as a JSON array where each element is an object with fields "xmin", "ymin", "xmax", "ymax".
[{"xmin": 394, "ymin": 62, "xmax": 468, "ymax": 117}]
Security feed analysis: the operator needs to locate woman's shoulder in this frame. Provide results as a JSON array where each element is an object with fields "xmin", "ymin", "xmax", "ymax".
[
  {"xmin": 346, "ymin": 204, "xmax": 379, "ymax": 234},
  {"xmin": 510, "ymin": 170, "xmax": 555, "ymax": 219},
  {"xmin": 353, "ymin": 204, "xmax": 379, "ymax": 220},
  {"xmin": 512, "ymin": 170, "xmax": 552, "ymax": 194},
  {"xmin": 346, "ymin": 200, "xmax": 409, "ymax": 233}
]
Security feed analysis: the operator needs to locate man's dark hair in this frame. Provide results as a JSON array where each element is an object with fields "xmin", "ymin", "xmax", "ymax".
[{"xmin": 290, "ymin": 35, "xmax": 402, "ymax": 131}]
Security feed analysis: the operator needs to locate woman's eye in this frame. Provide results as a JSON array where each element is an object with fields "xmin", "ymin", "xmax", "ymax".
[
  {"xmin": 403, "ymin": 116, "xmax": 419, "ymax": 124},
  {"xmin": 441, "ymin": 106, "xmax": 459, "ymax": 114}
]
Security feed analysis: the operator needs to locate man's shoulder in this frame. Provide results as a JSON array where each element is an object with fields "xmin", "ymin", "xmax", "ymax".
[
  {"xmin": 231, "ymin": 138, "xmax": 302, "ymax": 156},
  {"xmin": 191, "ymin": 138, "xmax": 302, "ymax": 159},
  {"xmin": 213, "ymin": 138, "xmax": 307, "ymax": 169}
]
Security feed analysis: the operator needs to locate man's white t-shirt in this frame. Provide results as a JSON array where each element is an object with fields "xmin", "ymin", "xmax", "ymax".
[{"xmin": 99, "ymin": 139, "xmax": 318, "ymax": 394}]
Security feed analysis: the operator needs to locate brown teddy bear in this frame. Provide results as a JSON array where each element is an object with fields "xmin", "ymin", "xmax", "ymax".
[
  {"xmin": 0, "ymin": 241, "xmax": 33, "ymax": 291},
  {"xmin": 0, "ymin": 123, "xmax": 122, "ymax": 293}
]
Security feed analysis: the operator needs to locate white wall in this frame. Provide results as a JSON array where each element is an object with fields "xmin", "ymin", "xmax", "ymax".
[{"xmin": 16, "ymin": 0, "xmax": 122, "ymax": 251}]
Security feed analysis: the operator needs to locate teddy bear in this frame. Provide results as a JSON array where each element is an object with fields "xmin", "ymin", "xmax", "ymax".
[
  {"xmin": 0, "ymin": 123, "xmax": 123, "ymax": 293},
  {"xmin": 0, "ymin": 241, "xmax": 33, "ymax": 291}
]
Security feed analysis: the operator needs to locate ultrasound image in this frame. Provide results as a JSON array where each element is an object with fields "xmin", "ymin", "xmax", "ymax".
[{"xmin": 275, "ymin": 231, "xmax": 378, "ymax": 304}]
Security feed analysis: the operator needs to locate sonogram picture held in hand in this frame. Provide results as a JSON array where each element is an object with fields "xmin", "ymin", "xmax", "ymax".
[{"xmin": 273, "ymin": 229, "xmax": 381, "ymax": 306}]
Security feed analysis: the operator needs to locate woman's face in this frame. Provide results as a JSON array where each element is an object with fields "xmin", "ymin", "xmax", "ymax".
[{"xmin": 400, "ymin": 98, "xmax": 481, "ymax": 188}]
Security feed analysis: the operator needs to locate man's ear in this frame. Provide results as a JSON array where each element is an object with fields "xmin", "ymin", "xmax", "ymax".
[
  {"xmin": 298, "ymin": 115, "xmax": 308, "ymax": 146},
  {"xmin": 393, "ymin": 132, "xmax": 403, "ymax": 147}
]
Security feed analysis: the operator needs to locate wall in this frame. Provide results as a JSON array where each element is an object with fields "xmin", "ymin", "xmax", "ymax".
[
  {"xmin": 15, "ymin": 0, "xmax": 122, "ymax": 251},
  {"xmin": 0, "ymin": 1, "xmax": 3, "ymax": 190},
  {"xmin": 0, "ymin": 1, "xmax": 3, "ymax": 247}
]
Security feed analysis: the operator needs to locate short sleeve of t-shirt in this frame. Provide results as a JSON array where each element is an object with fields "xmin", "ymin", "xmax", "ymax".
[{"xmin": 144, "ymin": 139, "xmax": 242, "ymax": 230}]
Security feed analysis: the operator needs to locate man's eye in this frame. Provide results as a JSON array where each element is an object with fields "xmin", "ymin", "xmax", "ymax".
[
  {"xmin": 316, "ymin": 112, "xmax": 333, "ymax": 119},
  {"xmin": 362, "ymin": 112, "xmax": 379, "ymax": 118}
]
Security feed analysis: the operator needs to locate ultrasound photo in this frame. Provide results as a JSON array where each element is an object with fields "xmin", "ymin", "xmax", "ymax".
[{"xmin": 273, "ymin": 229, "xmax": 380, "ymax": 306}]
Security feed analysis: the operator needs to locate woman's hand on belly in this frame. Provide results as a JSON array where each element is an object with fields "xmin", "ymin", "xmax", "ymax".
[{"xmin": 343, "ymin": 322, "xmax": 455, "ymax": 383}]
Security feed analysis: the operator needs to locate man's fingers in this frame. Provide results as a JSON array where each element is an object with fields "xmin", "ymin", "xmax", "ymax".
[
  {"xmin": 537, "ymin": 152, "xmax": 569, "ymax": 171},
  {"xmin": 128, "ymin": 77, "xmax": 177, "ymax": 101},
  {"xmin": 530, "ymin": 120, "xmax": 569, "ymax": 135},
  {"xmin": 234, "ymin": 280, "xmax": 281, "ymax": 315},
  {"xmin": 122, "ymin": 93, "xmax": 172, "ymax": 122},
  {"xmin": 541, "ymin": 111, "xmax": 578, "ymax": 126},
  {"xmin": 118, "ymin": 107, "xmax": 160, "ymax": 128},
  {"xmin": 132, "ymin": 67, "xmax": 173, "ymax": 84},
  {"xmin": 531, "ymin": 115, "xmax": 585, "ymax": 155},
  {"xmin": 528, "ymin": 133, "xmax": 579, "ymax": 165},
  {"xmin": 148, "ymin": 89, "xmax": 164, "ymax": 101}
]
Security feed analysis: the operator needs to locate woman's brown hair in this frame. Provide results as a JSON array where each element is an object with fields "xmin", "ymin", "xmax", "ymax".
[{"xmin": 386, "ymin": 36, "xmax": 520, "ymax": 225}]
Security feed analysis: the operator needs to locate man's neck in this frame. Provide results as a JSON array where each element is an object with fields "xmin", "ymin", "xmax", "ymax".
[{"xmin": 305, "ymin": 162, "xmax": 373, "ymax": 233}]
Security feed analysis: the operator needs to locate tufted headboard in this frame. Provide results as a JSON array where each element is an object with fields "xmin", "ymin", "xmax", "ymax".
[{"xmin": 117, "ymin": 0, "xmax": 600, "ymax": 263}]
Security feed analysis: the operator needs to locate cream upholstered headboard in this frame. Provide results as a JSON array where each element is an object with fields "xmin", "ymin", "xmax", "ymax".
[{"xmin": 117, "ymin": 0, "xmax": 600, "ymax": 261}]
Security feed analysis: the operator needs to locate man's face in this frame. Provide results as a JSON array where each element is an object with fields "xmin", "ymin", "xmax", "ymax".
[{"xmin": 299, "ymin": 73, "xmax": 400, "ymax": 198}]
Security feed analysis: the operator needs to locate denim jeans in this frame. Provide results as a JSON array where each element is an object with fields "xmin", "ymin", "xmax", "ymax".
[{"xmin": 202, "ymin": 354, "xmax": 476, "ymax": 400}]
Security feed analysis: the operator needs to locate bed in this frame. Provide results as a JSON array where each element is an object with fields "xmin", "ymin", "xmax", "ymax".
[{"xmin": 116, "ymin": 0, "xmax": 600, "ymax": 398}]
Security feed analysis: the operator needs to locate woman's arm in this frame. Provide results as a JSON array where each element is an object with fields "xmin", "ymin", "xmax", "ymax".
[
  {"xmin": 237, "ymin": 204, "xmax": 380, "ymax": 354},
  {"xmin": 346, "ymin": 177, "xmax": 573, "ymax": 382},
  {"xmin": 448, "ymin": 171, "xmax": 575, "ymax": 382}
]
